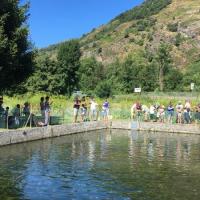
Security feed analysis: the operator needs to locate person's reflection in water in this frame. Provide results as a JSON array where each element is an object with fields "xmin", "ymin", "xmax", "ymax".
[{"xmin": 147, "ymin": 139, "xmax": 154, "ymax": 161}]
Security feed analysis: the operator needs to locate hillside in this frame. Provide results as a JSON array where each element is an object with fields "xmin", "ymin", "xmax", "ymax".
[{"xmin": 40, "ymin": 0, "xmax": 200, "ymax": 69}]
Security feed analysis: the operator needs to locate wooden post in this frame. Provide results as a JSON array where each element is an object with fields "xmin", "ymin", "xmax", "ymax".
[{"xmin": 30, "ymin": 104, "xmax": 32, "ymax": 128}]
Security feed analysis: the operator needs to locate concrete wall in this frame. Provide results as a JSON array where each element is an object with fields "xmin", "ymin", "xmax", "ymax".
[
  {"xmin": 1, "ymin": 120, "xmax": 200, "ymax": 147},
  {"xmin": 0, "ymin": 121, "xmax": 107, "ymax": 147},
  {"xmin": 111, "ymin": 120, "xmax": 200, "ymax": 135}
]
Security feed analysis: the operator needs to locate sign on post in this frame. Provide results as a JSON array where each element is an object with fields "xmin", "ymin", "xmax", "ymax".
[
  {"xmin": 134, "ymin": 88, "xmax": 141, "ymax": 93},
  {"xmin": 191, "ymin": 83, "xmax": 195, "ymax": 91}
]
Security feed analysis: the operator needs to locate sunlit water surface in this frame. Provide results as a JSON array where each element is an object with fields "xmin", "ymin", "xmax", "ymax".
[{"xmin": 0, "ymin": 130, "xmax": 200, "ymax": 200}]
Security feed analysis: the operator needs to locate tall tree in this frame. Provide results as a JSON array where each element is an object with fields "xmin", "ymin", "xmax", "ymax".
[
  {"xmin": 26, "ymin": 56, "xmax": 65, "ymax": 94},
  {"xmin": 78, "ymin": 57, "xmax": 104, "ymax": 93},
  {"xmin": 57, "ymin": 40, "xmax": 81, "ymax": 95},
  {"xmin": 0, "ymin": 0, "xmax": 34, "ymax": 91},
  {"xmin": 155, "ymin": 43, "xmax": 172, "ymax": 91}
]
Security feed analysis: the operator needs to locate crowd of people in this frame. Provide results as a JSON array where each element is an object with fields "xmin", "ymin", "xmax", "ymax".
[
  {"xmin": 1, "ymin": 94, "xmax": 200, "ymax": 128},
  {"xmin": 0, "ymin": 96, "xmax": 52, "ymax": 128},
  {"xmin": 73, "ymin": 96, "xmax": 110, "ymax": 123},
  {"xmin": 131, "ymin": 100, "xmax": 200, "ymax": 124},
  {"xmin": 0, "ymin": 95, "xmax": 110, "ymax": 128}
]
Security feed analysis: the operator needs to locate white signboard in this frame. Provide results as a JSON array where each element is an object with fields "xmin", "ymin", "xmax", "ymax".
[
  {"xmin": 191, "ymin": 83, "xmax": 195, "ymax": 91},
  {"xmin": 134, "ymin": 88, "xmax": 141, "ymax": 93}
]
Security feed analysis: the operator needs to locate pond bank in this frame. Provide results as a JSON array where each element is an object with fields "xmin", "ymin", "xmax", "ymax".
[
  {"xmin": 0, "ymin": 121, "xmax": 107, "ymax": 147},
  {"xmin": 112, "ymin": 120, "xmax": 200, "ymax": 135},
  {"xmin": 0, "ymin": 120, "xmax": 200, "ymax": 147}
]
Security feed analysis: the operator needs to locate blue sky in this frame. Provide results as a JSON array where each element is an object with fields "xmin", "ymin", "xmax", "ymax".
[{"xmin": 28, "ymin": 0, "xmax": 144, "ymax": 48}]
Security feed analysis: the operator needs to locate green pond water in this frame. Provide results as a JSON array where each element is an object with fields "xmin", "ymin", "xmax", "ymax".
[{"xmin": 0, "ymin": 130, "xmax": 200, "ymax": 200}]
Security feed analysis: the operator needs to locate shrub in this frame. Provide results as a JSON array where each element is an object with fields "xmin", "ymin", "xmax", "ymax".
[
  {"xmin": 95, "ymin": 81, "xmax": 113, "ymax": 98},
  {"xmin": 174, "ymin": 33, "xmax": 184, "ymax": 47},
  {"xmin": 167, "ymin": 23, "xmax": 178, "ymax": 32}
]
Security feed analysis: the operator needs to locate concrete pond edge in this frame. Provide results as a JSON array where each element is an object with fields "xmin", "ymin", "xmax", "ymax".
[{"xmin": 0, "ymin": 120, "xmax": 200, "ymax": 147}]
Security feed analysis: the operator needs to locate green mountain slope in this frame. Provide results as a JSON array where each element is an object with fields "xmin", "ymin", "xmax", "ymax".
[{"xmin": 40, "ymin": 0, "xmax": 200, "ymax": 69}]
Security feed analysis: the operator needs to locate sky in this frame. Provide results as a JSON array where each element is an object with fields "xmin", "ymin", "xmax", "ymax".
[{"xmin": 28, "ymin": 0, "xmax": 144, "ymax": 48}]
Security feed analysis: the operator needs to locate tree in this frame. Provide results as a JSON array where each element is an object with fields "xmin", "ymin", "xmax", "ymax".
[
  {"xmin": 0, "ymin": 0, "xmax": 34, "ymax": 92},
  {"xmin": 26, "ymin": 56, "xmax": 66, "ymax": 94},
  {"xmin": 57, "ymin": 40, "xmax": 81, "ymax": 96},
  {"xmin": 95, "ymin": 80, "xmax": 113, "ymax": 98},
  {"xmin": 155, "ymin": 43, "xmax": 172, "ymax": 91},
  {"xmin": 164, "ymin": 68, "xmax": 183, "ymax": 91},
  {"xmin": 183, "ymin": 61, "xmax": 200, "ymax": 91},
  {"xmin": 78, "ymin": 57, "xmax": 104, "ymax": 93}
]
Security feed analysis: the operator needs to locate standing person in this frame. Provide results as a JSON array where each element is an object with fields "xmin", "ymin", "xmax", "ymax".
[
  {"xmin": 185, "ymin": 100, "xmax": 191, "ymax": 110},
  {"xmin": 12, "ymin": 104, "xmax": 21, "ymax": 126},
  {"xmin": 194, "ymin": 103, "xmax": 200, "ymax": 123},
  {"xmin": 149, "ymin": 104, "xmax": 155, "ymax": 122},
  {"xmin": 184, "ymin": 100, "xmax": 191, "ymax": 124},
  {"xmin": 135, "ymin": 102, "xmax": 142, "ymax": 121},
  {"xmin": 40, "ymin": 97, "xmax": 45, "ymax": 121},
  {"xmin": 167, "ymin": 102, "xmax": 174, "ymax": 123},
  {"xmin": 183, "ymin": 107, "xmax": 191, "ymax": 124},
  {"xmin": 73, "ymin": 96, "xmax": 81, "ymax": 123},
  {"xmin": 4, "ymin": 107, "xmax": 9, "ymax": 128},
  {"xmin": 0, "ymin": 100, "xmax": 5, "ymax": 117},
  {"xmin": 44, "ymin": 96, "xmax": 52, "ymax": 126},
  {"xmin": 90, "ymin": 97, "xmax": 98, "ymax": 121},
  {"xmin": 81, "ymin": 96, "xmax": 87, "ymax": 122},
  {"xmin": 131, "ymin": 103, "xmax": 137, "ymax": 119},
  {"xmin": 159, "ymin": 105, "xmax": 165, "ymax": 123},
  {"xmin": 23, "ymin": 102, "xmax": 30, "ymax": 117},
  {"xmin": 102, "ymin": 99, "xmax": 110, "ymax": 121},
  {"xmin": 176, "ymin": 102, "xmax": 183, "ymax": 124},
  {"xmin": 0, "ymin": 100, "xmax": 5, "ymax": 128},
  {"xmin": 142, "ymin": 104, "xmax": 149, "ymax": 121}
]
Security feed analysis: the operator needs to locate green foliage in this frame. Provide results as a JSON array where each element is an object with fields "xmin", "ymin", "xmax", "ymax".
[
  {"xmin": 136, "ymin": 39, "xmax": 144, "ymax": 46},
  {"xmin": 95, "ymin": 80, "xmax": 113, "ymax": 98},
  {"xmin": 174, "ymin": 33, "xmax": 184, "ymax": 47},
  {"xmin": 164, "ymin": 68, "xmax": 183, "ymax": 91},
  {"xmin": 136, "ymin": 18, "xmax": 156, "ymax": 31},
  {"xmin": 154, "ymin": 43, "xmax": 173, "ymax": 91},
  {"xmin": 57, "ymin": 40, "xmax": 81, "ymax": 95},
  {"xmin": 0, "ymin": 0, "xmax": 34, "ymax": 92},
  {"xmin": 115, "ymin": 55, "xmax": 158, "ymax": 93},
  {"xmin": 183, "ymin": 61, "xmax": 200, "ymax": 91},
  {"xmin": 79, "ymin": 57, "xmax": 104, "ymax": 93},
  {"xmin": 114, "ymin": 0, "xmax": 172, "ymax": 23},
  {"xmin": 26, "ymin": 40, "xmax": 81, "ymax": 95},
  {"xmin": 167, "ymin": 22, "xmax": 178, "ymax": 32},
  {"xmin": 147, "ymin": 32, "xmax": 154, "ymax": 42},
  {"xmin": 26, "ymin": 56, "xmax": 65, "ymax": 94}
]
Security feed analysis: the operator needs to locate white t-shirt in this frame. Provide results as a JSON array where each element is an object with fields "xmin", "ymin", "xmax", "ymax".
[
  {"xmin": 149, "ymin": 106, "xmax": 155, "ymax": 114},
  {"xmin": 90, "ymin": 100, "xmax": 98, "ymax": 110}
]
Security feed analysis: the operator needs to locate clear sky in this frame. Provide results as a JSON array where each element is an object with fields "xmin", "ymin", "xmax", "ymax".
[{"xmin": 28, "ymin": 0, "xmax": 144, "ymax": 48}]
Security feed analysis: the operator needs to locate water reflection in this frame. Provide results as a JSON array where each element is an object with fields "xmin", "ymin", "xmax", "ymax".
[{"xmin": 0, "ymin": 130, "xmax": 200, "ymax": 199}]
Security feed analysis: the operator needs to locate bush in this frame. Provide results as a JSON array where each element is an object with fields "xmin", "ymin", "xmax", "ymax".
[
  {"xmin": 174, "ymin": 33, "xmax": 184, "ymax": 47},
  {"xmin": 167, "ymin": 23, "xmax": 178, "ymax": 32},
  {"xmin": 95, "ymin": 81, "xmax": 113, "ymax": 98}
]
